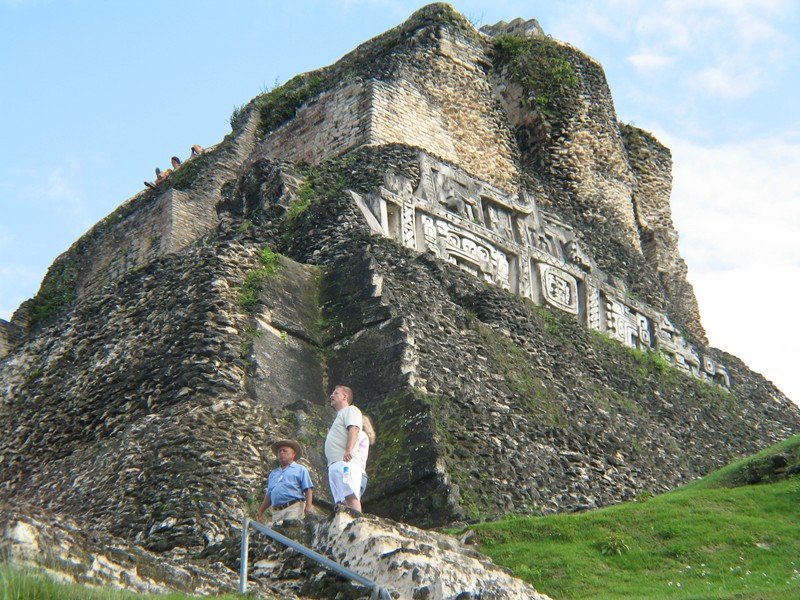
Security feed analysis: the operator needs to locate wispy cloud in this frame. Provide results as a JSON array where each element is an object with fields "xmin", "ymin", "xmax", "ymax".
[
  {"xmin": 666, "ymin": 132, "xmax": 800, "ymax": 402},
  {"xmin": 627, "ymin": 52, "xmax": 675, "ymax": 73},
  {"xmin": 550, "ymin": 0, "xmax": 797, "ymax": 101},
  {"xmin": 669, "ymin": 134, "xmax": 800, "ymax": 270}
]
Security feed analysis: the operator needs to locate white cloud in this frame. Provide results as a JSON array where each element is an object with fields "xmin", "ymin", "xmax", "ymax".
[
  {"xmin": 666, "ymin": 133, "xmax": 800, "ymax": 404},
  {"xmin": 692, "ymin": 264, "xmax": 800, "ymax": 403},
  {"xmin": 690, "ymin": 65, "xmax": 762, "ymax": 99},
  {"xmin": 44, "ymin": 158, "xmax": 83, "ymax": 203},
  {"xmin": 550, "ymin": 0, "xmax": 796, "ymax": 103},
  {"xmin": 627, "ymin": 52, "xmax": 675, "ymax": 73}
]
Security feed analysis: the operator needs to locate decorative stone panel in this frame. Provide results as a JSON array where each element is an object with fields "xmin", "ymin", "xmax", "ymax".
[{"xmin": 353, "ymin": 151, "xmax": 728, "ymax": 387}]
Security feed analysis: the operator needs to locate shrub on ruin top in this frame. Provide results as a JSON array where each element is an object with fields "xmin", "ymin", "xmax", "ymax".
[
  {"xmin": 492, "ymin": 34, "xmax": 580, "ymax": 118},
  {"xmin": 257, "ymin": 72, "xmax": 328, "ymax": 136}
]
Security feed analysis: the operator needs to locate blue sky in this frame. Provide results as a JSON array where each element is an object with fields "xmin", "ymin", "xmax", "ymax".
[{"xmin": 2, "ymin": 0, "xmax": 799, "ymax": 404}]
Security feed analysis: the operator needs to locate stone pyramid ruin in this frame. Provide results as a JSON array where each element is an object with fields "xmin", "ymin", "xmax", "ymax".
[{"xmin": 2, "ymin": 4, "xmax": 798, "ymax": 598}]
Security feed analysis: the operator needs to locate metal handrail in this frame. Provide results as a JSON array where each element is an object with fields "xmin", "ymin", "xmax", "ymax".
[{"xmin": 239, "ymin": 517, "xmax": 392, "ymax": 599}]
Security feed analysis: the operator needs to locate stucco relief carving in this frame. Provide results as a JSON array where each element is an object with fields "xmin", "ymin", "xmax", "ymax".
[
  {"xmin": 538, "ymin": 264, "xmax": 579, "ymax": 315},
  {"xmin": 586, "ymin": 283, "xmax": 601, "ymax": 330},
  {"xmin": 419, "ymin": 213, "xmax": 512, "ymax": 288},
  {"xmin": 350, "ymin": 151, "xmax": 729, "ymax": 388},
  {"xmin": 603, "ymin": 297, "xmax": 650, "ymax": 348}
]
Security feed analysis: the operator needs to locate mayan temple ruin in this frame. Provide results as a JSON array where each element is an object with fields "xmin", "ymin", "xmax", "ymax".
[{"xmin": 1, "ymin": 4, "xmax": 798, "ymax": 598}]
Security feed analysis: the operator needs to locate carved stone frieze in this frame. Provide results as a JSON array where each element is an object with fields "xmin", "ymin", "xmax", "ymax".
[
  {"xmin": 351, "ymin": 151, "xmax": 729, "ymax": 388},
  {"xmin": 537, "ymin": 264, "xmax": 579, "ymax": 315}
]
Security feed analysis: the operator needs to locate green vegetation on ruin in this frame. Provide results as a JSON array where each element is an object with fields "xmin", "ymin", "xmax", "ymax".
[
  {"xmin": 256, "ymin": 72, "xmax": 328, "ymax": 136},
  {"xmin": 586, "ymin": 328, "xmax": 740, "ymax": 415},
  {"xmin": 465, "ymin": 310, "xmax": 566, "ymax": 428},
  {"xmin": 466, "ymin": 434, "xmax": 800, "ymax": 599},
  {"xmin": 368, "ymin": 391, "xmax": 421, "ymax": 488},
  {"xmin": 27, "ymin": 261, "xmax": 79, "ymax": 330},
  {"xmin": 279, "ymin": 153, "xmax": 356, "ymax": 244},
  {"xmin": 491, "ymin": 34, "xmax": 580, "ymax": 118},
  {"xmin": 238, "ymin": 247, "xmax": 281, "ymax": 311}
]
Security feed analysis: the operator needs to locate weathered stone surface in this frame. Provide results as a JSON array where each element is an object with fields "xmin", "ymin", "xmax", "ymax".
[
  {"xmin": 0, "ymin": 504, "xmax": 241, "ymax": 596},
  {"xmin": 0, "ymin": 319, "xmax": 22, "ymax": 359},
  {"xmin": 313, "ymin": 509, "xmax": 550, "ymax": 599}
]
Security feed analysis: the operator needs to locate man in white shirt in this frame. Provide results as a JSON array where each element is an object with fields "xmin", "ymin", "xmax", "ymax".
[{"xmin": 324, "ymin": 385, "xmax": 363, "ymax": 512}]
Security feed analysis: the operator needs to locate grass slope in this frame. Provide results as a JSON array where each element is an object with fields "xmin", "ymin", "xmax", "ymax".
[
  {"xmin": 0, "ymin": 565, "xmax": 246, "ymax": 600},
  {"xmin": 468, "ymin": 434, "xmax": 800, "ymax": 599}
]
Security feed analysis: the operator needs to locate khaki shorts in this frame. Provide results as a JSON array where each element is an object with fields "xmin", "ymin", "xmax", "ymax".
[{"xmin": 271, "ymin": 500, "xmax": 305, "ymax": 523}]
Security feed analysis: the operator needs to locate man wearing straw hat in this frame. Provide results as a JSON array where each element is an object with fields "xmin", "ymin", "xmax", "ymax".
[{"xmin": 256, "ymin": 439, "xmax": 314, "ymax": 523}]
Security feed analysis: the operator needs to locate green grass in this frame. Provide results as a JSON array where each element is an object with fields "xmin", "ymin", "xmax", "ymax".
[
  {"xmin": 467, "ymin": 435, "xmax": 800, "ymax": 599},
  {"xmin": 0, "ymin": 564, "xmax": 245, "ymax": 600}
]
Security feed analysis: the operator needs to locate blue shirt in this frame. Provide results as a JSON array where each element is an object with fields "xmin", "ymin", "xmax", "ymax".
[{"xmin": 267, "ymin": 462, "xmax": 313, "ymax": 507}]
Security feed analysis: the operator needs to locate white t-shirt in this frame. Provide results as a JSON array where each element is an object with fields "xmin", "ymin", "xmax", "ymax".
[
  {"xmin": 356, "ymin": 430, "xmax": 370, "ymax": 470},
  {"xmin": 324, "ymin": 405, "xmax": 363, "ymax": 465}
]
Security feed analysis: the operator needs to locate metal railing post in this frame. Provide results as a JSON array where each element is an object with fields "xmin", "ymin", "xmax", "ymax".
[{"xmin": 239, "ymin": 517, "xmax": 250, "ymax": 594}]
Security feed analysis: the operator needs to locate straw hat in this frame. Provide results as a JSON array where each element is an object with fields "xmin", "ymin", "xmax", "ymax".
[{"xmin": 271, "ymin": 439, "xmax": 303, "ymax": 460}]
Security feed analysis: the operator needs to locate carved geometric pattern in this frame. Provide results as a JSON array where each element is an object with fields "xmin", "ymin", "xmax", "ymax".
[{"xmin": 538, "ymin": 264, "xmax": 579, "ymax": 315}]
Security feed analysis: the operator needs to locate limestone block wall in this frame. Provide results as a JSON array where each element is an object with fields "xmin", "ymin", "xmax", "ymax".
[
  {"xmin": 369, "ymin": 79, "xmax": 459, "ymax": 167},
  {"xmin": 71, "ymin": 187, "xmax": 219, "ymax": 294},
  {"xmin": 378, "ymin": 26, "xmax": 520, "ymax": 192},
  {"xmin": 78, "ymin": 189, "xmax": 178, "ymax": 295},
  {"xmin": 258, "ymin": 13, "xmax": 520, "ymax": 193},
  {"xmin": 258, "ymin": 81, "xmax": 372, "ymax": 165}
]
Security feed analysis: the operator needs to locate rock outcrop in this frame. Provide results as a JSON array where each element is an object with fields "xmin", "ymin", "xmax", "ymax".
[{"xmin": 1, "ymin": 4, "xmax": 798, "ymax": 597}]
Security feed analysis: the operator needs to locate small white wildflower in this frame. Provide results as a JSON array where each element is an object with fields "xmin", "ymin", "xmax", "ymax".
[{"xmin": 676, "ymin": 582, "xmax": 682, "ymax": 588}]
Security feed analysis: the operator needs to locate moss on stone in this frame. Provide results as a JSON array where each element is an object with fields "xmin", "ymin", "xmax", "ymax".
[
  {"xmin": 28, "ymin": 264, "xmax": 78, "ymax": 329},
  {"xmin": 367, "ymin": 391, "xmax": 419, "ymax": 490},
  {"xmin": 468, "ymin": 314, "xmax": 566, "ymax": 427},
  {"xmin": 257, "ymin": 72, "xmax": 329, "ymax": 136},
  {"xmin": 491, "ymin": 34, "xmax": 580, "ymax": 119},
  {"xmin": 238, "ymin": 247, "xmax": 282, "ymax": 311}
]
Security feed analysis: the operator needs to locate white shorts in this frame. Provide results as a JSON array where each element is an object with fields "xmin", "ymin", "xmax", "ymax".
[{"xmin": 328, "ymin": 461, "xmax": 363, "ymax": 503}]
